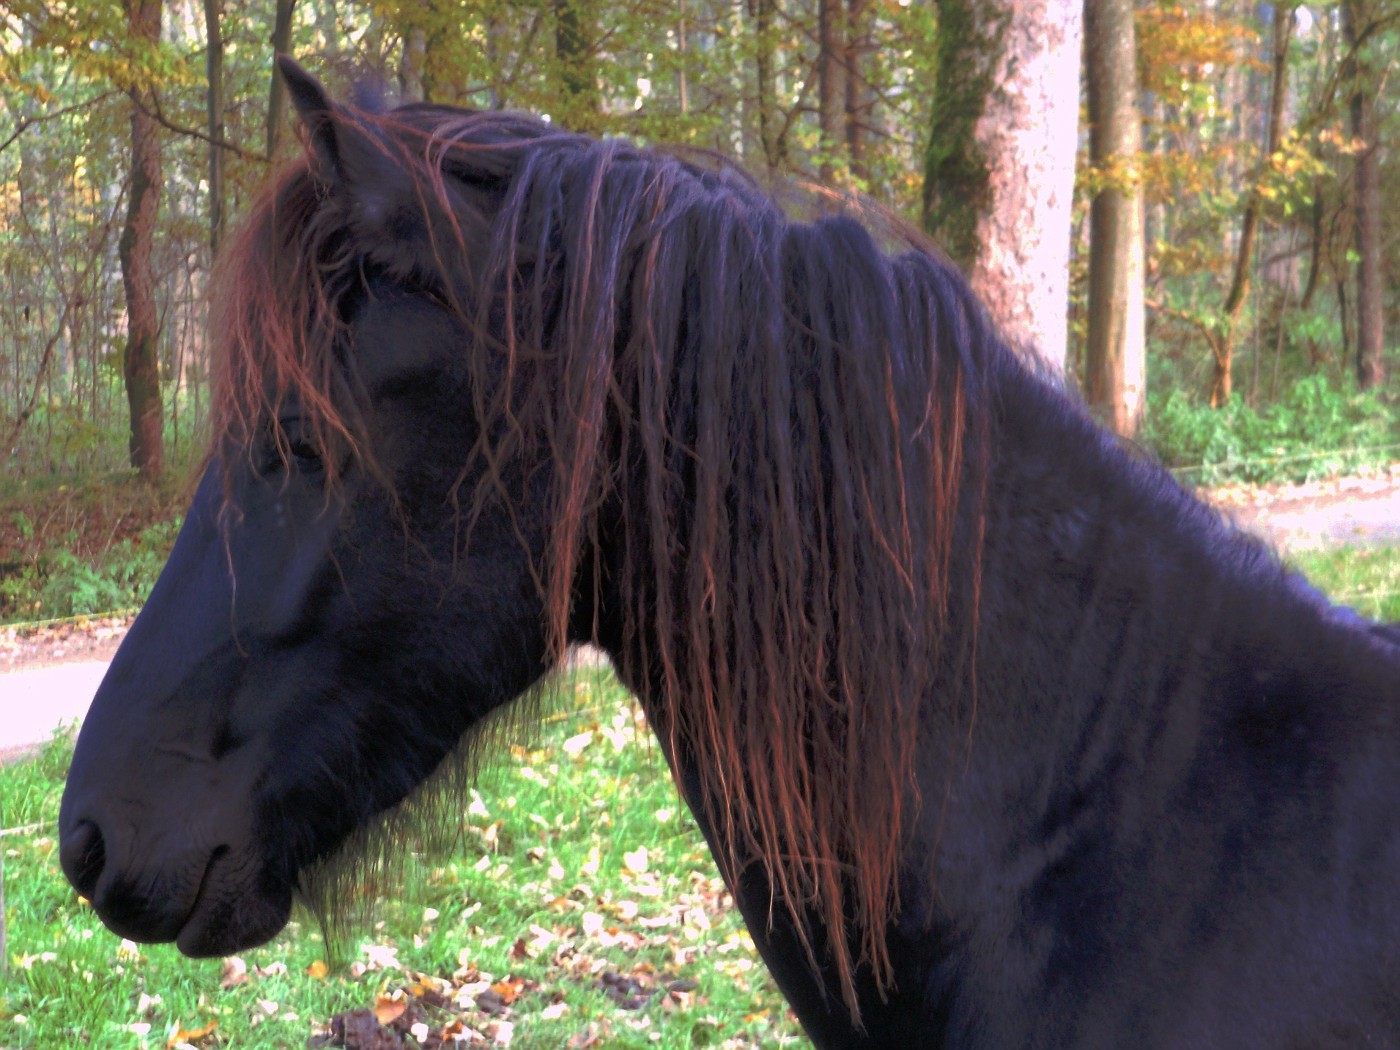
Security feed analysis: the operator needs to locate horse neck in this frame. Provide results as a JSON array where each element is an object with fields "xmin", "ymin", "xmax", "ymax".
[{"xmin": 938, "ymin": 359, "xmax": 1400, "ymax": 889}]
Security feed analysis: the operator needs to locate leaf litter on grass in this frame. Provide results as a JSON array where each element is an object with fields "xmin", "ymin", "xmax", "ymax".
[
  {"xmin": 2, "ymin": 667, "xmax": 805, "ymax": 1049},
  {"xmin": 306, "ymin": 866, "xmax": 789, "ymax": 1049},
  {"xmin": 288, "ymin": 676, "xmax": 804, "ymax": 1047}
]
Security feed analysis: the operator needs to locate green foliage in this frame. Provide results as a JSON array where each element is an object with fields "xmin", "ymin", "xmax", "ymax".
[
  {"xmin": 1290, "ymin": 546, "xmax": 1400, "ymax": 622},
  {"xmin": 0, "ymin": 484, "xmax": 182, "ymax": 624},
  {"xmin": 1142, "ymin": 373, "xmax": 1399, "ymax": 485},
  {"xmin": 32, "ymin": 519, "xmax": 179, "ymax": 620}
]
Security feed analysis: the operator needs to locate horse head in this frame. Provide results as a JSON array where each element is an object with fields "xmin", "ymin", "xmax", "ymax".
[{"xmin": 59, "ymin": 63, "xmax": 564, "ymax": 957}]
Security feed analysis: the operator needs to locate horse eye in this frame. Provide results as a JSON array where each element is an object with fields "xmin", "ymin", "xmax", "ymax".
[
  {"xmin": 259, "ymin": 422, "xmax": 324, "ymax": 477},
  {"xmin": 286, "ymin": 436, "xmax": 324, "ymax": 473}
]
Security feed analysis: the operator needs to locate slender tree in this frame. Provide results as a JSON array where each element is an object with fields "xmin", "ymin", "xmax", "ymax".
[
  {"xmin": 1208, "ymin": 3, "xmax": 1293, "ymax": 406},
  {"xmin": 1344, "ymin": 0, "xmax": 1386, "ymax": 389},
  {"xmin": 203, "ymin": 0, "xmax": 226, "ymax": 255},
  {"xmin": 747, "ymin": 0, "xmax": 784, "ymax": 170},
  {"xmin": 1084, "ymin": 0, "xmax": 1145, "ymax": 436},
  {"xmin": 555, "ymin": 0, "xmax": 600, "ymax": 131},
  {"xmin": 817, "ymin": 0, "xmax": 845, "ymax": 179},
  {"xmin": 119, "ymin": 0, "xmax": 165, "ymax": 479},
  {"xmin": 266, "ymin": 0, "xmax": 297, "ymax": 158},
  {"xmin": 844, "ymin": 0, "xmax": 873, "ymax": 181}
]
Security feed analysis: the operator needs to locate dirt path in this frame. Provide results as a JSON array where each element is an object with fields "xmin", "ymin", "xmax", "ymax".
[{"xmin": 1209, "ymin": 472, "xmax": 1400, "ymax": 550}]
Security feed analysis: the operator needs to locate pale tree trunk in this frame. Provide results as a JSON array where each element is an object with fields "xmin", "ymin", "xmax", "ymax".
[
  {"xmin": 970, "ymin": 0, "xmax": 1081, "ymax": 368},
  {"xmin": 399, "ymin": 24, "xmax": 427, "ymax": 102},
  {"xmin": 1084, "ymin": 0, "xmax": 1145, "ymax": 437},
  {"xmin": 266, "ymin": 0, "xmax": 297, "ymax": 158},
  {"xmin": 121, "ymin": 0, "xmax": 164, "ymax": 480},
  {"xmin": 1344, "ymin": 0, "xmax": 1385, "ymax": 389},
  {"xmin": 924, "ymin": 0, "xmax": 1082, "ymax": 369}
]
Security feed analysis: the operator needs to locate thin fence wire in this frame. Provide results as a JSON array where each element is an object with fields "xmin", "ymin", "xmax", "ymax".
[{"xmin": 1168, "ymin": 441, "xmax": 1400, "ymax": 481}]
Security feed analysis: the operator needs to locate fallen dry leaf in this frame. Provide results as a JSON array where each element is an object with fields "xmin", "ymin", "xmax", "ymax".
[
  {"xmin": 372, "ymin": 993, "xmax": 407, "ymax": 1025},
  {"xmin": 165, "ymin": 1020, "xmax": 217, "ymax": 1048},
  {"xmin": 566, "ymin": 1021, "xmax": 611, "ymax": 1048},
  {"xmin": 219, "ymin": 956, "xmax": 248, "ymax": 989},
  {"xmin": 622, "ymin": 846, "xmax": 648, "ymax": 874}
]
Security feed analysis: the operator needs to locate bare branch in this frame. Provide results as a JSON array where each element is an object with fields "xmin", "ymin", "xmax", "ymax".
[
  {"xmin": 140, "ymin": 91, "xmax": 268, "ymax": 162},
  {"xmin": 0, "ymin": 91, "xmax": 122, "ymax": 154}
]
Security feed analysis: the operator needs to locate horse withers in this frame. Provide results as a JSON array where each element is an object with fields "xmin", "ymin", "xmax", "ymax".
[{"xmin": 59, "ymin": 61, "xmax": 1400, "ymax": 1048}]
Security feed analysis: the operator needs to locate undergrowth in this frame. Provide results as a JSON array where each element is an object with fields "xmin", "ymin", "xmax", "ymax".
[
  {"xmin": 1142, "ymin": 374, "xmax": 1398, "ymax": 486},
  {"xmin": 0, "ymin": 473, "xmax": 184, "ymax": 625}
]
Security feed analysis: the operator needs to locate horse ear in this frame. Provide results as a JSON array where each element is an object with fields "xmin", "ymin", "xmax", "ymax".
[
  {"xmin": 277, "ymin": 57, "xmax": 349, "ymax": 180},
  {"xmin": 277, "ymin": 57, "xmax": 403, "ymax": 224}
]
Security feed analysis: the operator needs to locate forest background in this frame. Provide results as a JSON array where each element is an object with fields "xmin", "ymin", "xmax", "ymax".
[
  {"xmin": 0, "ymin": 0, "xmax": 1398, "ymax": 620},
  {"xmin": 3, "ymin": 4, "xmax": 1400, "ymax": 1046}
]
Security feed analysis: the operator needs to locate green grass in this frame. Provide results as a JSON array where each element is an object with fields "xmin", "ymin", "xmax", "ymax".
[
  {"xmin": 5, "ymin": 548, "xmax": 1400, "ymax": 1048},
  {"xmin": 1289, "ymin": 545, "xmax": 1400, "ymax": 622},
  {"xmin": 0, "ymin": 670, "xmax": 807, "ymax": 1049}
]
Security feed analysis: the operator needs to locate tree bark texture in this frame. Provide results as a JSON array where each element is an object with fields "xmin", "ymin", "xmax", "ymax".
[
  {"xmin": 266, "ymin": 0, "xmax": 297, "ymax": 158},
  {"xmin": 555, "ymin": 0, "xmax": 600, "ymax": 132},
  {"xmin": 1211, "ymin": 3, "xmax": 1292, "ymax": 407},
  {"xmin": 203, "ymin": 0, "xmax": 225, "ymax": 256},
  {"xmin": 923, "ymin": 1, "xmax": 1003, "ymax": 266},
  {"xmin": 1084, "ymin": 0, "xmax": 1145, "ymax": 437},
  {"xmin": 1344, "ymin": 0, "xmax": 1385, "ymax": 389},
  {"xmin": 817, "ymin": 0, "xmax": 846, "ymax": 180},
  {"xmin": 843, "ymin": 0, "xmax": 872, "ymax": 181},
  {"xmin": 748, "ymin": 0, "xmax": 782, "ymax": 170},
  {"xmin": 399, "ymin": 23, "xmax": 428, "ymax": 102},
  {"xmin": 121, "ymin": 0, "xmax": 165, "ymax": 479},
  {"xmin": 969, "ymin": 0, "xmax": 1083, "ymax": 369}
]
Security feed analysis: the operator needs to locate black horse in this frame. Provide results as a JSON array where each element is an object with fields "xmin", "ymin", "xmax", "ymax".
[{"xmin": 60, "ymin": 61, "xmax": 1400, "ymax": 1048}]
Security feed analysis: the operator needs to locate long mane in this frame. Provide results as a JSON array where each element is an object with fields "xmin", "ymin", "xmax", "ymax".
[{"xmin": 210, "ymin": 97, "xmax": 995, "ymax": 1019}]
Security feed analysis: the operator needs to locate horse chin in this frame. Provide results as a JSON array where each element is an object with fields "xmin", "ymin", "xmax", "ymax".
[{"xmin": 173, "ymin": 855, "xmax": 294, "ymax": 958}]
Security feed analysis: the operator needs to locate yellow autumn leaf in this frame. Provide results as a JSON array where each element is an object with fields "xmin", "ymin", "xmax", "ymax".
[
  {"xmin": 306, "ymin": 959, "xmax": 329, "ymax": 979},
  {"xmin": 165, "ymin": 1020, "xmax": 217, "ymax": 1048},
  {"xmin": 373, "ymin": 994, "xmax": 408, "ymax": 1025}
]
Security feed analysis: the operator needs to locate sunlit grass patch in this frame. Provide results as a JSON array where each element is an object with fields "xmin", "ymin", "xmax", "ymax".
[
  {"xmin": 1290, "ymin": 545, "xmax": 1400, "ymax": 622},
  {"xmin": 1, "ymin": 666, "xmax": 807, "ymax": 1049}
]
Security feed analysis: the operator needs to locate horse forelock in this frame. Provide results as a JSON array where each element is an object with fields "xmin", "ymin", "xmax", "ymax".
[{"xmin": 209, "ymin": 100, "xmax": 994, "ymax": 1022}]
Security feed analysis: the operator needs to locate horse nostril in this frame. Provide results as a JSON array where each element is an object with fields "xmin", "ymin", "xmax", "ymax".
[{"xmin": 61, "ymin": 820, "xmax": 107, "ymax": 900}]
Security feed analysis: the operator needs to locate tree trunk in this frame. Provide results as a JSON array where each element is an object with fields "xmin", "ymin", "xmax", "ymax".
[
  {"xmin": 1344, "ymin": 0, "xmax": 1385, "ymax": 389},
  {"xmin": 266, "ymin": 0, "xmax": 297, "ymax": 159},
  {"xmin": 203, "ymin": 0, "xmax": 225, "ymax": 256},
  {"xmin": 1299, "ymin": 183, "xmax": 1323, "ymax": 311},
  {"xmin": 555, "ymin": 0, "xmax": 600, "ymax": 132},
  {"xmin": 844, "ymin": 0, "xmax": 872, "ymax": 181},
  {"xmin": 923, "ymin": 0, "xmax": 1082, "ymax": 368},
  {"xmin": 1211, "ymin": 3, "xmax": 1292, "ymax": 407},
  {"xmin": 399, "ymin": 24, "xmax": 427, "ymax": 102},
  {"xmin": 121, "ymin": 0, "xmax": 165, "ymax": 480},
  {"xmin": 748, "ymin": 0, "xmax": 781, "ymax": 170},
  {"xmin": 1084, "ymin": 0, "xmax": 1145, "ymax": 437},
  {"xmin": 817, "ymin": 0, "xmax": 845, "ymax": 180}
]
